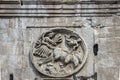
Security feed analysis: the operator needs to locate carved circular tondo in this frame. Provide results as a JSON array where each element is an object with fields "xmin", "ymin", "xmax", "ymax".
[{"xmin": 30, "ymin": 29, "xmax": 88, "ymax": 77}]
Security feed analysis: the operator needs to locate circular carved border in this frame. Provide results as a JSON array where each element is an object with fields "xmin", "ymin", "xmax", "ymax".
[{"xmin": 30, "ymin": 28, "xmax": 88, "ymax": 77}]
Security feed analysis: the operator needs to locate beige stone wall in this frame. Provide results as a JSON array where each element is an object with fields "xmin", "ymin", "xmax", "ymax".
[
  {"xmin": 0, "ymin": 0, "xmax": 120, "ymax": 80},
  {"xmin": 93, "ymin": 17, "xmax": 120, "ymax": 80}
]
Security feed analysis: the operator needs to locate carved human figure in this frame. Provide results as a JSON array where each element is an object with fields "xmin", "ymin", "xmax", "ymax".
[
  {"xmin": 34, "ymin": 31, "xmax": 62, "ymax": 64},
  {"xmin": 33, "ymin": 32, "xmax": 56, "ymax": 58}
]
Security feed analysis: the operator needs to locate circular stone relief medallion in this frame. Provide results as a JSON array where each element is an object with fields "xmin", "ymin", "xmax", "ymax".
[{"xmin": 30, "ymin": 29, "xmax": 88, "ymax": 77}]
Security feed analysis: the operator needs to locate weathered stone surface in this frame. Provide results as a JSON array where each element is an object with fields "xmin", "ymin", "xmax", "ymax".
[
  {"xmin": 97, "ymin": 27, "xmax": 115, "ymax": 38},
  {"xmin": 98, "ymin": 38, "xmax": 120, "ymax": 53},
  {"xmin": 0, "ymin": 28, "xmax": 24, "ymax": 42},
  {"xmin": 97, "ymin": 53, "xmax": 120, "ymax": 68},
  {"xmin": 0, "ymin": 41, "xmax": 23, "ymax": 55},
  {"xmin": 98, "ymin": 67, "xmax": 119, "ymax": 80},
  {"xmin": 0, "ymin": 1, "xmax": 120, "ymax": 80},
  {"xmin": 115, "ymin": 26, "xmax": 120, "ymax": 37},
  {"xmin": 92, "ymin": 17, "xmax": 120, "ymax": 27},
  {"xmin": 0, "ymin": 55, "xmax": 22, "ymax": 80}
]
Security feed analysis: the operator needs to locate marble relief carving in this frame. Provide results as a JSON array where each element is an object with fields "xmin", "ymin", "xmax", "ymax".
[{"xmin": 30, "ymin": 29, "xmax": 88, "ymax": 77}]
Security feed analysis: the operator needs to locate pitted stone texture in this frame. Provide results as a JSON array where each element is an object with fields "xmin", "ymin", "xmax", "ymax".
[
  {"xmin": 0, "ymin": 3, "xmax": 120, "ymax": 79},
  {"xmin": 0, "ymin": 41, "xmax": 23, "ymax": 55},
  {"xmin": 97, "ymin": 27, "xmax": 115, "ymax": 38},
  {"xmin": 97, "ymin": 53, "xmax": 120, "ymax": 68},
  {"xmin": 115, "ymin": 26, "xmax": 120, "ymax": 37},
  {"xmin": 98, "ymin": 67, "xmax": 119, "ymax": 80},
  {"xmin": 92, "ymin": 17, "xmax": 120, "ymax": 27},
  {"xmin": 0, "ymin": 55, "xmax": 22, "ymax": 80},
  {"xmin": 98, "ymin": 38, "xmax": 120, "ymax": 54}
]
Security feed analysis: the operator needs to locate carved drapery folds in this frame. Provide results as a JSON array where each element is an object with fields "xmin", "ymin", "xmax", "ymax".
[{"xmin": 30, "ymin": 29, "xmax": 88, "ymax": 77}]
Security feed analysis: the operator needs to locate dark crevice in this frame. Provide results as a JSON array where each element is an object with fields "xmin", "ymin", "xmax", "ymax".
[
  {"xmin": 93, "ymin": 44, "xmax": 98, "ymax": 56},
  {"xmin": 9, "ymin": 74, "xmax": 13, "ymax": 80},
  {"xmin": 20, "ymin": 0, "xmax": 23, "ymax": 6},
  {"xmin": 94, "ymin": 72, "xmax": 97, "ymax": 80}
]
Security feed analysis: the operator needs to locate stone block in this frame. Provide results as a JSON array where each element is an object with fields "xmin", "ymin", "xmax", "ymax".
[
  {"xmin": 98, "ymin": 37, "xmax": 120, "ymax": 54},
  {"xmin": 115, "ymin": 38, "xmax": 120, "ymax": 53},
  {"xmin": 98, "ymin": 27, "xmax": 115, "ymax": 38},
  {"xmin": 106, "ymin": 38, "xmax": 118, "ymax": 53},
  {"xmin": 23, "ymin": 42, "xmax": 31, "ymax": 56},
  {"xmin": 115, "ymin": 26, "xmax": 120, "ymax": 37},
  {"xmin": 98, "ymin": 53, "xmax": 120, "ymax": 68},
  {"xmin": 92, "ymin": 16, "xmax": 120, "ymax": 27},
  {"xmin": 98, "ymin": 38, "xmax": 108, "ymax": 54},
  {"xmin": 0, "ymin": 19, "xmax": 19, "ymax": 29},
  {"xmin": 0, "ymin": 28, "xmax": 24, "ymax": 42},
  {"xmin": 0, "ymin": 41, "xmax": 23, "ymax": 55},
  {"xmin": 111, "ymin": 16, "xmax": 120, "ymax": 26},
  {"xmin": 0, "ymin": 19, "xmax": 9, "ymax": 29},
  {"xmin": 92, "ymin": 17, "xmax": 114, "ymax": 27},
  {"xmin": 98, "ymin": 67, "xmax": 119, "ymax": 80},
  {"xmin": 1, "ymin": 55, "xmax": 22, "ymax": 80}
]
